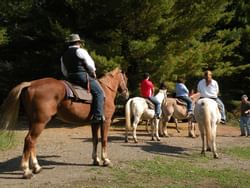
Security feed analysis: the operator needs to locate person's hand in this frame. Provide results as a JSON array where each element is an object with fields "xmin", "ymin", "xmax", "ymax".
[
  {"xmin": 245, "ymin": 109, "xmax": 250, "ymax": 114},
  {"xmin": 91, "ymin": 72, "xmax": 97, "ymax": 79}
]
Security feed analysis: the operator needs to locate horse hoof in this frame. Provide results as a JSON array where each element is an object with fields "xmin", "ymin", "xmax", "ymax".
[
  {"xmin": 93, "ymin": 160, "xmax": 101, "ymax": 166},
  {"xmin": 206, "ymin": 148, "xmax": 211, "ymax": 152},
  {"xmin": 214, "ymin": 154, "xmax": 219, "ymax": 159},
  {"xmin": 23, "ymin": 171, "xmax": 34, "ymax": 179},
  {"xmin": 103, "ymin": 159, "xmax": 112, "ymax": 167},
  {"xmin": 157, "ymin": 138, "xmax": 161, "ymax": 141},
  {"xmin": 151, "ymin": 137, "xmax": 155, "ymax": 141},
  {"xmin": 33, "ymin": 166, "xmax": 42, "ymax": 174},
  {"xmin": 125, "ymin": 139, "xmax": 128, "ymax": 143},
  {"xmin": 200, "ymin": 151, "xmax": 205, "ymax": 157},
  {"xmin": 133, "ymin": 139, "xmax": 138, "ymax": 143}
]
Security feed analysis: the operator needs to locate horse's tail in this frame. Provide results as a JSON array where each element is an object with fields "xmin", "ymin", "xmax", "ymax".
[
  {"xmin": 202, "ymin": 101, "xmax": 212, "ymax": 148},
  {"xmin": 0, "ymin": 82, "xmax": 31, "ymax": 132},
  {"xmin": 125, "ymin": 98, "xmax": 133, "ymax": 129}
]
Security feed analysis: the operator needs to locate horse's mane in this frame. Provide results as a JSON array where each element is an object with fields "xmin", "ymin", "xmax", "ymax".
[{"xmin": 99, "ymin": 67, "xmax": 121, "ymax": 85}]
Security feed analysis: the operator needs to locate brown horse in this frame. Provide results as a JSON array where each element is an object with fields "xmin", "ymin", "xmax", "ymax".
[
  {"xmin": 160, "ymin": 93, "xmax": 200, "ymax": 138},
  {"xmin": 0, "ymin": 67, "xmax": 129, "ymax": 179}
]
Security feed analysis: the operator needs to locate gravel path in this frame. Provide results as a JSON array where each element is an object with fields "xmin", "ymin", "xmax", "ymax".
[{"xmin": 0, "ymin": 118, "xmax": 249, "ymax": 187}]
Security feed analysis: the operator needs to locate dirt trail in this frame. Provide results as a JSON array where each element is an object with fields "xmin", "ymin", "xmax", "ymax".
[{"xmin": 0, "ymin": 118, "xmax": 249, "ymax": 187}]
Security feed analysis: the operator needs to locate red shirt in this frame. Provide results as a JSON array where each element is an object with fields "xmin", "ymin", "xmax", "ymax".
[{"xmin": 140, "ymin": 79, "xmax": 154, "ymax": 97}]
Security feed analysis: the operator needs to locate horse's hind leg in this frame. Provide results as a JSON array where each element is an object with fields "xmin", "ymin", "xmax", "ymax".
[
  {"xmin": 21, "ymin": 122, "xmax": 46, "ymax": 179},
  {"xmin": 132, "ymin": 117, "xmax": 140, "ymax": 143},
  {"xmin": 199, "ymin": 125, "xmax": 206, "ymax": 156},
  {"xmin": 211, "ymin": 124, "xmax": 219, "ymax": 159}
]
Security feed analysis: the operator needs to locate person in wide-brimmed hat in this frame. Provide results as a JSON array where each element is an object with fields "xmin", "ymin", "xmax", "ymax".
[{"xmin": 60, "ymin": 33, "xmax": 104, "ymax": 123}]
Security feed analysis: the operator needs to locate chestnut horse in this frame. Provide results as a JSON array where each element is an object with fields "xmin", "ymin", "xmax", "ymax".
[{"xmin": 0, "ymin": 67, "xmax": 129, "ymax": 179}]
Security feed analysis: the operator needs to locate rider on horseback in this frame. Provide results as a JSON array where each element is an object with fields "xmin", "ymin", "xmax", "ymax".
[
  {"xmin": 175, "ymin": 76, "xmax": 193, "ymax": 118},
  {"xmin": 60, "ymin": 34, "xmax": 104, "ymax": 123},
  {"xmin": 197, "ymin": 70, "xmax": 226, "ymax": 124},
  {"xmin": 140, "ymin": 72, "xmax": 161, "ymax": 119}
]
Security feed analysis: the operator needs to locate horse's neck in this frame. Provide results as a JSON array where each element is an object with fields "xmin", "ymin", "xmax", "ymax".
[
  {"xmin": 190, "ymin": 92, "xmax": 201, "ymax": 102},
  {"xmin": 99, "ymin": 74, "xmax": 118, "ymax": 100}
]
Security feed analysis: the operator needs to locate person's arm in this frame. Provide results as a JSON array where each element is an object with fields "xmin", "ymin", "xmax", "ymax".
[
  {"xmin": 60, "ymin": 57, "xmax": 68, "ymax": 77},
  {"xmin": 76, "ymin": 48, "xmax": 96, "ymax": 78},
  {"xmin": 182, "ymin": 84, "xmax": 189, "ymax": 94},
  {"xmin": 214, "ymin": 80, "xmax": 219, "ymax": 95}
]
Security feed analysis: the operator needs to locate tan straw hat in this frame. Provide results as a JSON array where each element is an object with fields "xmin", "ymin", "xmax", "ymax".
[{"xmin": 67, "ymin": 34, "xmax": 84, "ymax": 43}]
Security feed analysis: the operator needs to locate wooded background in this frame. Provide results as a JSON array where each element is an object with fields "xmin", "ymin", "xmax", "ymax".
[{"xmin": 0, "ymin": 0, "xmax": 249, "ymax": 117}]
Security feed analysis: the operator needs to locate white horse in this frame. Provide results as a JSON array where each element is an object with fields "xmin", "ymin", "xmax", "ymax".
[
  {"xmin": 194, "ymin": 98, "xmax": 221, "ymax": 158},
  {"xmin": 125, "ymin": 89, "xmax": 167, "ymax": 143}
]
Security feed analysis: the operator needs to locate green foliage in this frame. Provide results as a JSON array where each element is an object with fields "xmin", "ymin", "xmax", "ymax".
[{"xmin": 0, "ymin": 0, "xmax": 249, "ymax": 111}]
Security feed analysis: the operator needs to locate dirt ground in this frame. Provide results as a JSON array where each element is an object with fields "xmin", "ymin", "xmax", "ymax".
[{"xmin": 0, "ymin": 117, "xmax": 249, "ymax": 188}]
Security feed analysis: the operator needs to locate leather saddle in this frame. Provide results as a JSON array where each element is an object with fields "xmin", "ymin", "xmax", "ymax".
[
  {"xmin": 176, "ymin": 98, "xmax": 187, "ymax": 106},
  {"xmin": 63, "ymin": 81, "xmax": 93, "ymax": 103},
  {"xmin": 145, "ymin": 99, "xmax": 155, "ymax": 110}
]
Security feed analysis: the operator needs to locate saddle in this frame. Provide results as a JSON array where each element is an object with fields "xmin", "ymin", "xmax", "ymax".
[
  {"xmin": 176, "ymin": 98, "xmax": 187, "ymax": 106},
  {"xmin": 145, "ymin": 99, "xmax": 155, "ymax": 110},
  {"xmin": 63, "ymin": 81, "xmax": 93, "ymax": 103}
]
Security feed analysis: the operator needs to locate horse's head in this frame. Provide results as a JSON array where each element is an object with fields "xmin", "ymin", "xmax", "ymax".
[{"xmin": 117, "ymin": 70, "xmax": 129, "ymax": 99}]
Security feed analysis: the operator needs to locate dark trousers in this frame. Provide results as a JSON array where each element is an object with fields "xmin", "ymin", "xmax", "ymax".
[{"xmin": 68, "ymin": 72, "xmax": 104, "ymax": 118}]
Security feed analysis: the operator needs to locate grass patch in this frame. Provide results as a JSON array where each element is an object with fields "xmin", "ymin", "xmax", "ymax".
[
  {"xmin": 0, "ymin": 131, "xmax": 16, "ymax": 150},
  {"xmin": 70, "ymin": 156, "xmax": 250, "ymax": 188},
  {"xmin": 223, "ymin": 146, "xmax": 250, "ymax": 160}
]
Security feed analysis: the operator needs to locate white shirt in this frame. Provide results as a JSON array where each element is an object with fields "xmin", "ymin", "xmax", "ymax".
[
  {"xmin": 60, "ymin": 45, "xmax": 96, "ymax": 77},
  {"xmin": 197, "ymin": 79, "xmax": 219, "ymax": 98}
]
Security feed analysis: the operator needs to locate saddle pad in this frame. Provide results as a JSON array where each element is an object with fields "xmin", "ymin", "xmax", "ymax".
[{"xmin": 63, "ymin": 81, "xmax": 93, "ymax": 103}]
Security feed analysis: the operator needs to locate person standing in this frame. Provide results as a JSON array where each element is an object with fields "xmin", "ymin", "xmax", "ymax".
[
  {"xmin": 197, "ymin": 70, "xmax": 226, "ymax": 124},
  {"xmin": 61, "ymin": 33, "xmax": 104, "ymax": 123},
  {"xmin": 176, "ymin": 77, "xmax": 193, "ymax": 117},
  {"xmin": 240, "ymin": 94, "xmax": 250, "ymax": 136},
  {"xmin": 140, "ymin": 73, "xmax": 161, "ymax": 118}
]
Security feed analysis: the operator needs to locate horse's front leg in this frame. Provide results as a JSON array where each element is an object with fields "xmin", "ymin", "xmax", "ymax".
[
  {"xmin": 188, "ymin": 121, "xmax": 196, "ymax": 138},
  {"xmin": 161, "ymin": 118, "xmax": 170, "ymax": 137},
  {"xmin": 91, "ymin": 123, "xmax": 101, "ymax": 166},
  {"xmin": 100, "ymin": 120, "xmax": 111, "ymax": 166},
  {"xmin": 174, "ymin": 118, "xmax": 181, "ymax": 133},
  {"xmin": 151, "ymin": 118, "xmax": 160, "ymax": 141}
]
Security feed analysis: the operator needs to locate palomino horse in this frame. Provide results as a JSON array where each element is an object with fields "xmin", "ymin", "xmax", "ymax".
[
  {"xmin": 194, "ymin": 98, "xmax": 221, "ymax": 158},
  {"xmin": 160, "ymin": 93, "xmax": 200, "ymax": 138},
  {"xmin": 0, "ymin": 67, "xmax": 129, "ymax": 179},
  {"xmin": 125, "ymin": 89, "xmax": 167, "ymax": 143}
]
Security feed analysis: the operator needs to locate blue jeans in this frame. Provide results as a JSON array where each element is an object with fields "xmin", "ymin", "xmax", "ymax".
[
  {"xmin": 68, "ymin": 72, "xmax": 104, "ymax": 118},
  {"xmin": 148, "ymin": 96, "xmax": 161, "ymax": 116},
  {"xmin": 177, "ymin": 96, "xmax": 192, "ymax": 112},
  {"xmin": 240, "ymin": 116, "xmax": 250, "ymax": 136},
  {"xmin": 215, "ymin": 98, "xmax": 226, "ymax": 121}
]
